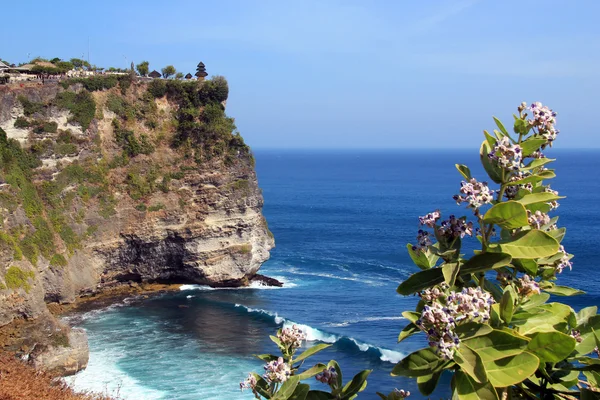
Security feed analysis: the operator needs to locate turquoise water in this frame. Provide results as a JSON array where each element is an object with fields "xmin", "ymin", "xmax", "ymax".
[{"xmin": 66, "ymin": 149, "xmax": 600, "ymax": 399}]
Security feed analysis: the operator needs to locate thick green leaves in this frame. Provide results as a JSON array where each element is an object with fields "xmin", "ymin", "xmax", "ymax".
[
  {"xmin": 406, "ymin": 244, "xmax": 438, "ymax": 270},
  {"xmin": 417, "ymin": 371, "xmax": 442, "ymax": 396},
  {"xmin": 513, "ymin": 118, "xmax": 530, "ymax": 135},
  {"xmin": 506, "ymin": 170, "xmax": 556, "ymax": 186},
  {"xmin": 455, "ymin": 345, "xmax": 487, "ymax": 384},
  {"xmin": 480, "ymin": 139, "xmax": 503, "ymax": 184},
  {"xmin": 398, "ymin": 322, "xmax": 419, "ymax": 343},
  {"xmin": 305, "ymin": 391, "xmax": 334, "ymax": 400},
  {"xmin": 454, "ymin": 322, "xmax": 493, "ymax": 339},
  {"xmin": 273, "ymin": 376, "xmax": 300, "ymax": 400},
  {"xmin": 577, "ymin": 306, "xmax": 599, "ymax": 327},
  {"xmin": 289, "ymin": 383, "xmax": 310, "ymax": 400},
  {"xmin": 496, "ymin": 229, "xmax": 559, "ymax": 259},
  {"xmin": 493, "ymin": 117, "xmax": 509, "ymax": 137},
  {"xmin": 392, "ymin": 348, "xmax": 444, "ymax": 377},
  {"xmin": 295, "ymin": 363, "xmax": 327, "ymax": 380},
  {"xmin": 442, "ymin": 262, "xmax": 459, "ymax": 286},
  {"xmin": 460, "ymin": 252, "xmax": 512, "ymax": 274},
  {"xmin": 397, "ymin": 253, "xmax": 511, "ymax": 295},
  {"xmin": 455, "ymin": 164, "xmax": 472, "ymax": 180},
  {"xmin": 485, "ymin": 351, "xmax": 540, "ymax": 387},
  {"xmin": 463, "ymin": 330, "xmax": 529, "ymax": 362},
  {"xmin": 483, "ymin": 201, "xmax": 529, "ymax": 229},
  {"xmin": 522, "ymin": 157, "xmax": 555, "ymax": 170},
  {"xmin": 499, "ymin": 286, "xmax": 517, "ymax": 324},
  {"xmin": 293, "ymin": 344, "xmax": 331, "ymax": 364},
  {"xmin": 341, "ymin": 369, "xmax": 371, "ymax": 399},
  {"xmin": 526, "ymin": 331, "xmax": 576, "ymax": 363},
  {"xmin": 520, "ymin": 139, "xmax": 547, "ymax": 156},
  {"xmin": 516, "ymin": 192, "xmax": 564, "ymax": 206},
  {"xmin": 454, "ymin": 370, "xmax": 499, "ymax": 400},
  {"xmin": 520, "ymin": 293, "xmax": 550, "ymax": 310},
  {"xmin": 513, "ymin": 303, "xmax": 573, "ymax": 335},
  {"xmin": 575, "ymin": 315, "xmax": 600, "ymax": 356},
  {"xmin": 543, "ymin": 284, "xmax": 585, "ymax": 296}
]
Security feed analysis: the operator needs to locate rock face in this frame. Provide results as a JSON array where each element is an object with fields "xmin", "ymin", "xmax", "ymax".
[{"xmin": 0, "ymin": 78, "xmax": 274, "ymax": 373}]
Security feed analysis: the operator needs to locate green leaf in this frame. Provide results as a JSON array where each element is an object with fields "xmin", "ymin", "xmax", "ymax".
[
  {"xmin": 578, "ymin": 306, "xmax": 598, "ymax": 327},
  {"xmin": 543, "ymin": 285, "xmax": 585, "ymax": 296},
  {"xmin": 520, "ymin": 138, "xmax": 547, "ymax": 156},
  {"xmin": 456, "ymin": 164, "xmax": 472, "ymax": 180},
  {"xmin": 512, "ymin": 258, "xmax": 539, "ymax": 275},
  {"xmin": 341, "ymin": 369, "xmax": 371, "ymax": 398},
  {"xmin": 256, "ymin": 353, "xmax": 280, "ymax": 362},
  {"xmin": 273, "ymin": 376, "xmax": 300, "ymax": 400},
  {"xmin": 327, "ymin": 360, "xmax": 343, "ymax": 389},
  {"xmin": 480, "ymin": 139, "xmax": 503, "ymax": 184},
  {"xmin": 398, "ymin": 322, "xmax": 419, "ymax": 343},
  {"xmin": 289, "ymin": 383, "xmax": 311, "ymax": 400},
  {"xmin": 516, "ymin": 192, "xmax": 564, "ymax": 206},
  {"xmin": 306, "ymin": 391, "xmax": 334, "ymax": 400},
  {"xmin": 581, "ymin": 388, "xmax": 600, "ymax": 400},
  {"xmin": 397, "ymin": 268, "xmax": 444, "ymax": 295},
  {"xmin": 513, "ymin": 303, "xmax": 574, "ymax": 335},
  {"xmin": 442, "ymin": 262, "xmax": 460, "ymax": 286},
  {"xmin": 522, "ymin": 157, "xmax": 555, "ymax": 170},
  {"xmin": 454, "ymin": 370, "xmax": 499, "ymax": 400},
  {"xmin": 513, "ymin": 118, "xmax": 529, "ymax": 135},
  {"xmin": 496, "ymin": 229, "xmax": 559, "ymax": 259},
  {"xmin": 483, "ymin": 201, "xmax": 529, "ymax": 229},
  {"xmin": 463, "ymin": 330, "xmax": 529, "ymax": 362},
  {"xmin": 546, "ymin": 227, "xmax": 566, "ymax": 243},
  {"xmin": 485, "ymin": 351, "xmax": 539, "ymax": 387},
  {"xmin": 527, "ymin": 331, "xmax": 577, "ymax": 363},
  {"xmin": 251, "ymin": 373, "xmax": 273, "ymax": 399},
  {"xmin": 417, "ymin": 371, "xmax": 442, "ymax": 396},
  {"xmin": 406, "ymin": 243, "xmax": 437, "ymax": 270},
  {"xmin": 295, "ymin": 363, "xmax": 327, "ymax": 380},
  {"xmin": 455, "ymin": 345, "xmax": 488, "ymax": 384},
  {"xmin": 460, "ymin": 252, "xmax": 512, "ymax": 274},
  {"xmin": 455, "ymin": 322, "xmax": 493, "ymax": 340},
  {"xmin": 392, "ymin": 348, "xmax": 445, "ymax": 377},
  {"xmin": 293, "ymin": 344, "xmax": 332, "ymax": 364},
  {"xmin": 575, "ymin": 316, "xmax": 600, "ymax": 356},
  {"xmin": 506, "ymin": 170, "xmax": 556, "ymax": 186},
  {"xmin": 270, "ymin": 335, "xmax": 285, "ymax": 351},
  {"xmin": 500, "ymin": 286, "xmax": 517, "ymax": 324},
  {"xmin": 493, "ymin": 116, "xmax": 509, "ymax": 137},
  {"xmin": 520, "ymin": 293, "xmax": 550, "ymax": 310},
  {"xmin": 402, "ymin": 311, "xmax": 420, "ymax": 324},
  {"xmin": 584, "ymin": 371, "xmax": 600, "ymax": 388}
]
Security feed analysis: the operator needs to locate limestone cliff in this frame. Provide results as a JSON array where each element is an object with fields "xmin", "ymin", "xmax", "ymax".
[{"xmin": 0, "ymin": 76, "xmax": 274, "ymax": 373}]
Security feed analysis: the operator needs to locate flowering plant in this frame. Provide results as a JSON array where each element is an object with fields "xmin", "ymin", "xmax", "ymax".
[
  {"xmin": 394, "ymin": 103, "xmax": 600, "ymax": 398},
  {"xmin": 241, "ymin": 325, "xmax": 372, "ymax": 399}
]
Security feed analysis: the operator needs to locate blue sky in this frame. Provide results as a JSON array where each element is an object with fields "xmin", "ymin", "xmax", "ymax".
[{"xmin": 2, "ymin": 0, "xmax": 598, "ymax": 149}]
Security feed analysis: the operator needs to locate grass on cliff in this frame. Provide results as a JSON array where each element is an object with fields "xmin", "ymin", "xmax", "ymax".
[{"xmin": 0, "ymin": 352, "xmax": 114, "ymax": 400}]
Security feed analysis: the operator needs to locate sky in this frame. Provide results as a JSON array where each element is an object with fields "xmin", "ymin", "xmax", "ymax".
[{"xmin": 2, "ymin": 0, "xmax": 599, "ymax": 149}]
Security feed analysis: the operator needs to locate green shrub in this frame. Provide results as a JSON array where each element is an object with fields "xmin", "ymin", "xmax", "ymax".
[
  {"xmin": 49, "ymin": 254, "xmax": 67, "ymax": 267},
  {"xmin": 18, "ymin": 96, "xmax": 44, "ymax": 116},
  {"xmin": 57, "ymin": 130, "xmax": 75, "ymax": 143},
  {"xmin": 4, "ymin": 266, "xmax": 35, "ymax": 293},
  {"xmin": 14, "ymin": 116, "xmax": 30, "ymax": 128},
  {"xmin": 148, "ymin": 203, "xmax": 165, "ymax": 212},
  {"xmin": 106, "ymin": 93, "xmax": 136, "ymax": 120},
  {"xmin": 54, "ymin": 91, "xmax": 96, "ymax": 131},
  {"xmin": 54, "ymin": 142, "xmax": 77, "ymax": 156},
  {"xmin": 147, "ymin": 79, "xmax": 167, "ymax": 98},
  {"xmin": 43, "ymin": 121, "xmax": 58, "ymax": 133},
  {"xmin": 62, "ymin": 75, "xmax": 118, "ymax": 91},
  {"xmin": 135, "ymin": 203, "xmax": 147, "ymax": 212},
  {"xmin": 198, "ymin": 75, "xmax": 229, "ymax": 104},
  {"xmin": 118, "ymin": 74, "xmax": 133, "ymax": 94}
]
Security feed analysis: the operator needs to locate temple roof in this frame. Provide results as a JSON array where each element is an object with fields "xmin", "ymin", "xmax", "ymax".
[{"xmin": 148, "ymin": 70, "xmax": 161, "ymax": 78}]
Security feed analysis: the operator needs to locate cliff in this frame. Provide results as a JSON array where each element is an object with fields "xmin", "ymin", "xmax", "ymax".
[{"xmin": 0, "ymin": 75, "xmax": 274, "ymax": 374}]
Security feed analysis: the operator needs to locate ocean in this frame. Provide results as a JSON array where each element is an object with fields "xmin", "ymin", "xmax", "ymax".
[{"xmin": 65, "ymin": 149, "xmax": 600, "ymax": 399}]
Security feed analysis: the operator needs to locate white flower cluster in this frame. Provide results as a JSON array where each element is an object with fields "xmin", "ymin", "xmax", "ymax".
[
  {"xmin": 240, "ymin": 374, "xmax": 257, "ymax": 391},
  {"xmin": 517, "ymin": 275, "xmax": 540, "ymax": 297},
  {"xmin": 263, "ymin": 357, "xmax": 291, "ymax": 383},
  {"xmin": 438, "ymin": 215, "xmax": 473, "ymax": 239},
  {"xmin": 277, "ymin": 325, "xmax": 306, "ymax": 349},
  {"xmin": 454, "ymin": 179, "xmax": 494, "ymax": 210},
  {"xmin": 315, "ymin": 367, "xmax": 338, "ymax": 385},
  {"xmin": 393, "ymin": 389, "xmax": 411, "ymax": 398},
  {"xmin": 416, "ymin": 287, "xmax": 494, "ymax": 359},
  {"xmin": 545, "ymin": 187, "xmax": 560, "ymax": 210},
  {"xmin": 488, "ymin": 137, "xmax": 522, "ymax": 170},
  {"xmin": 527, "ymin": 210, "xmax": 552, "ymax": 229},
  {"xmin": 528, "ymin": 102, "xmax": 559, "ymax": 146},
  {"xmin": 419, "ymin": 210, "xmax": 441, "ymax": 228},
  {"xmin": 504, "ymin": 171, "xmax": 533, "ymax": 200},
  {"xmin": 555, "ymin": 245, "xmax": 573, "ymax": 273}
]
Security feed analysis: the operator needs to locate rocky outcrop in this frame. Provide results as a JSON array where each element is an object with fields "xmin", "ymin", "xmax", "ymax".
[{"xmin": 0, "ymin": 78, "xmax": 274, "ymax": 374}]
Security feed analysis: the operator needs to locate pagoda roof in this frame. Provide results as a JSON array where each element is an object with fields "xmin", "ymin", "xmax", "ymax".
[
  {"xmin": 148, "ymin": 70, "xmax": 161, "ymax": 78},
  {"xmin": 185, "ymin": 73, "xmax": 193, "ymax": 79}
]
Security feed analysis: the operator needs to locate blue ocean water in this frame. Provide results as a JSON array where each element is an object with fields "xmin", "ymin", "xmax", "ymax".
[{"xmin": 66, "ymin": 149, "xmax": 600, "ymax": 399}]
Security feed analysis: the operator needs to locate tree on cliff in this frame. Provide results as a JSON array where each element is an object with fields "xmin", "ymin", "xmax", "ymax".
[
  {"xmin": 136, "ymin": 61, "xmax": 149, "ymax": 76},
  {"xmin": 161, "ymin": 65, "xmax": 176, "ymax": 79},
  {"xmin": 70, "ymin": 58, "xmax": 90, "ymax": 70},
  {"xmin": 175, "ymin": 72, "xmax": 184, "ymax": 80}
]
